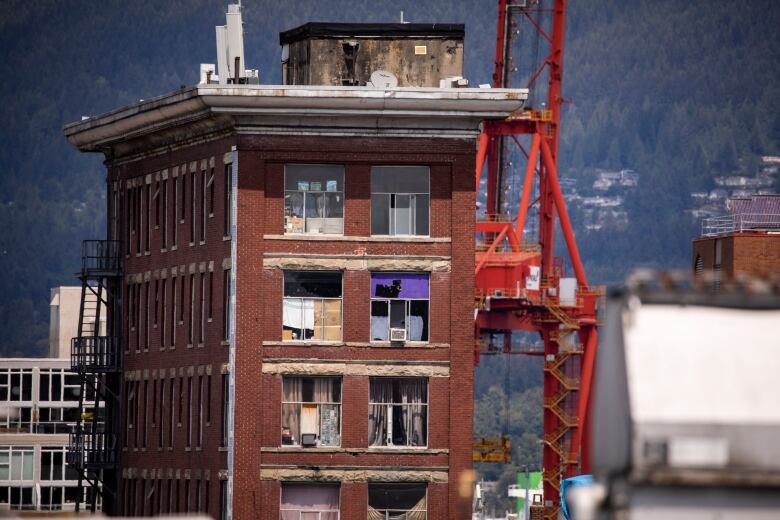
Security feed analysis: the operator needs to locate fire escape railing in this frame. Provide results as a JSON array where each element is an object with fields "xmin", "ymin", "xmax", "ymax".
[{"xmin": 68, "ymin": 240, "xmax": 121, "ymax": 513}]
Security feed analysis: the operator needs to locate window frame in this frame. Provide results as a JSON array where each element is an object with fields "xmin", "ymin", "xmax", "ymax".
[
  {"xmin": 279, "ymin": 482, "xmax": 341, "ymax": 519},
  {"xmin": 368, "ymin": 377, "xmax": 429, "ymax": 449},
  {"xmin": 283, "ymin": 164, "xmax": 345, "ymax": 236},
  {"xmin": 370, "ymin": 166, "xmax": 431, "ymax": 237},
  {"xmin": 369, "ymin": 272, "xmax": 430, "ymax": 344},
  {"xmin": 280, "ymin": 376, "xmax": 342, "ymax": 448},
  {"xmin": 282, "ymin": 271, "xmax": 343, "ymax": 343}
]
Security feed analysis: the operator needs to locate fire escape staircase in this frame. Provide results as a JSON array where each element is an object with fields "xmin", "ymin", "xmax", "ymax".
[{"xmin": 67, "ymin": 240, "xmax": 122, "ymax": 513}]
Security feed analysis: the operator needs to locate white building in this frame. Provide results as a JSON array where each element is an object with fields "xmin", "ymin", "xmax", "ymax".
[{"xmin": 0, "ymin": 287, "xmax": 93, "ymax": 512}]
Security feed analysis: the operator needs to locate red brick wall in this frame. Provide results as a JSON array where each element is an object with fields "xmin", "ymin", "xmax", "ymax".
[
  {"xmin": 110, "ymin": 132, "xmax": 476, "ymax": 519},
  {"xmin": 234, "ymin": 135, "xmax": 475, "ymax": 519},
  {"xmin": 693, "ymin": 234, "xmax": 780, "ymax": 280},
  {"xmin": 109, "ymin": 136, "xmax": 233, "ymax": 518}
]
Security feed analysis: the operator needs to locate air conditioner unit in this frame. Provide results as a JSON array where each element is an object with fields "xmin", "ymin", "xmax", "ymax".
[
  {"xmin": 492, "ymin": 289, "xmax": 505, "ymax": 298},
  {"xmin": 390, "ymin": 328, "xmax": 407, "ymax": 342},
  {"xmin": 300, "ymin": 433, "xmax": 317, "ymax": 447}
]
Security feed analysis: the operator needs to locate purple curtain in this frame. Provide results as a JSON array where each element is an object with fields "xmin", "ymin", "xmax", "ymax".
[{"xmin": 371, "ymin": 273, "xmax": 429, "ymax": 299}]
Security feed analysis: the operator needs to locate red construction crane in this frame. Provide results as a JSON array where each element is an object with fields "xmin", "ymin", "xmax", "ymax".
[{"xmin": 474, "ymin": 1, "xmax": 600, "ymax": 518}]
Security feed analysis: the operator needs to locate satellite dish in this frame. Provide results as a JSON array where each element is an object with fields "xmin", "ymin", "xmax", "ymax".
[{"xmin": 369, "ymin": 70, "xmax": 398, "ymax": 88}]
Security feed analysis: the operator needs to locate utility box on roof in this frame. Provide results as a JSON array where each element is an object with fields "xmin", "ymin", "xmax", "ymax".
[{"xmin": 279, "ymin": 22, "xmax": 465, "ymax": 87}]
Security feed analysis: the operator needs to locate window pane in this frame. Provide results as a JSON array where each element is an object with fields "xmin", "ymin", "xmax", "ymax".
[
  {"xmin": 415, "ymin": 194, "xmax": 430, "ymax": 236},
  {"xmin": 409, "ymin": 300, "xmax": 429, "ymax": 342},
  {"xmin": 281, "ymin": 483, "xmax": 339, "ymax": 510},
  {"xmin": 371, "ymin": 166, "xmax": 429, "ymax": 194},
  {"xmin": 371, "ymin": 193, "xmax": 390, "ymax": 235},
  {"xmin": 284, "ymin": 272, "xmax": 342, "ymax": 298},
  {"xmin": 393, "ymin": 194, "xmax": 412, "ymax": 235},
  {"xmin": 371, "ymin": 274, "xmax": 429, "ymax": 299},
  {"xmin": 390, "ymin": 300, "xmax": 406, "ymax": 329},
  {"xmin": 370, "ymin": 301, "xmax": 389, "ymax": 341},
  {"xmin": 368, "ymin": 482, "xmax": 427, "ymax": 510},
  {"xmin": 285, "ymin": 165, "xmax": 343, "ymax": 191}
]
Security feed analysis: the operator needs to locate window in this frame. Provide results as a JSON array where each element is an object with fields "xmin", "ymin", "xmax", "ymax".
[
  {"xmin": 146, "ymin": 182, "xmax": 152, "ymax": 253},
  {"xmin": 281, "ymin": 377, "xmax": 341, "ymax": 447},
  {"xmin": 369, "ymin": 378, "xmax": 427, "ymax": 447},
  {"xmin": 208, "ymin": 168, "xmax": 215, "ymax": 216},
  {"xmin": 154, "ymin": 280, "xmax": 160, "ymax": 330},
  {"xmin": 169, "ymin": 377, "xmax": 175, "ymax": 448},
  {"xmin": 0, "ymin": 446, "xmax": 34, "ymax": 480},
  {"xmin": 171, "ymin": 277, "xmax": 177, "ymax": 347},
  {"xmin": 167, "ymin": 479, "xmax": 173, "ymax": 514},
  {"xmin": 199, "ymin": 273, "xmax": 206, "ymax": 344},
  {"xmin": 206, "ymin": 374, "xmax": 212, "ymax": 424},
  {"xmin": 181, "ymin": 172, "xmax": 187, "ymax": 221},
  {"xmin": 143, "ymin": 379, "xmax": 148, "ymax": 448},
  {"xmin": 145, "ymin": 280, "xmax": 150, "ymax": 348},
  {"xmin": 161, "ymin": 278, "xmax": 167, "ymax": 348},
  {"xmin": 191, "ymin": 171, "xmax": 197, "ymax": 243},
  {"xmin": 219, "ymin": 480, "xmax": 227, "ymax": 520},
  {"xmin": 223, "ymin": 269, "xmax": 231, "ymax": 341},
  {"xmin": 282, "ymin": 271, "xmax": 342, "ymax": 342},
  {"xmin": 371, "ymin": 166, "xmax": 430, "ymax": 236},
  {"xmin": 284, "ymin": 164, "xmax": 344, "ymax": 235},
  {"xmin": 178, "ymin": 376, "xmax": 184, "ymax": 425},
  {"xmin": 173, "ymin": 176, "xmax": 179, "ymax": 247},
  {"xmin": 159, "ymin": 378, "xmax": 165, "ymax": 449},
  {"xmin": 201, "ymin": 169, "xmax": 207, "ymax": 242},
  {"xmin": 162, "ymin": 178, "xmax": 168, "ymax": 249},
  {"xmin": 40, "ymin": 447, "xmax": 68, "ymax": 481},
  {"xmin": 221, "ymin": 373, "xmax": 229, "ymax": 447},
  {"xmin": 224, "ymin": 164, "xmax": 232, "ymax": 236},
  {"xmin": 185, "ymin": 478, "xmax": 191, "ymax": 513},
  {"xmin": 370, "ymin": 273, "xmax": 429, "ymax": 342},
  {"xmin": 189, "ymin": 274, "xmax": 195, "ymax": 344},
  {"xmin": 0, "ymin": 368, "xmax": 33, "ymax": 402},
  {"xmin": 187, "ymin": 376, "xmax": 193, "ymax": 447},
  {"xmin": 368, "ymin": 483, "xmax": 426, "ymax": 519},
  {"xmin": 195, "ymin": 479, "xmax": 201, "ymax": 512},
  {"xmin": 180, "ymin": 274, "xmax": 185, "ymax": 324},
  {"xmin": 209, "ymin": 271, "xmax": 214, "ymax": 321},
  {"xmin": 197, "ymin": 375, "xmax": 203, "ymax": 448},
  {"xmin": 280, "ymin": 483, "xmax": 339, "ymax": 519}
]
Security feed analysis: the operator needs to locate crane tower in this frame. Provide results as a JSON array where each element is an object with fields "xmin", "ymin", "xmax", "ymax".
[{"xmin": 474, "ymin": 1, "xmax": 600, "ymax": 518}]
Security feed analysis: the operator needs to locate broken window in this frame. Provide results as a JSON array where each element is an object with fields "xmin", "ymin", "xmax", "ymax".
[
  {"xmin": 281, "ymin": 377, "xmax": 341, "ymax": 447},
  {"xmin": 368, "ymin": 483, "xmax": 427, "ymax": 519},
  {"xmin": 370, "ymin": 273, "xmax": 429, "ymax": 342},
  {"xmin": 371, "ymin": 166, "xmax": 430, "ymax": 236},
  {"xmin": 283, "ymin": 271, "xmax": 342, "ymax": 342},
  {"xmin": 284, "ymin": 164, "xmax": 344, "ymax": 235},
  {"xmin": 368, "ymin": 378, "xmax": 427, "ymax": 448},
  {"xmin": 280, "ymin": 483, "xmax": 340, "ymax": 519}
]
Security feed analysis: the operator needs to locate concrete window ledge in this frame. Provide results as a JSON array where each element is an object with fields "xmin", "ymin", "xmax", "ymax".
[
  {"xmin": 261, "ymin": 447, "xmax": 448, "ymax": 455},
  {"xmin": 262, "ymin": 341, "xmax": 450, "ymax": 349},
  {"xmin": 263, "ymin": 234, "xmax": 451, "ymax": 243}
]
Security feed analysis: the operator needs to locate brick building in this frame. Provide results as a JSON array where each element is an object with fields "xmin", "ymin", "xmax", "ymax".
[
  {"xmin": 64, "ymin": 9, "xmax": 527, "ymax": 519},
  {"xmin": 694, "ymin": 195, "xmax": 780, "ymax": 284}
]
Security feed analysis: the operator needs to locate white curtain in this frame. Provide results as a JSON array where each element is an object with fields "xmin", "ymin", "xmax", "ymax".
[
  {"xmin": 282, "ymin": 378, "xmax": 303, "ymax": 444},
  {"xmin": 400, "ymin": 379, "xmax": 427, "ymax": 447},
  {"xmin": 369, "ymin": 380, "xmax": 393, "ymax": 446},
  {"xmin": 281, "ymin": 484, "xmax": 339, "ymax": 520}
]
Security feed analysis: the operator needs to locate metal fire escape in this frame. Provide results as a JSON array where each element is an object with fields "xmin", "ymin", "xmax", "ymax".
[
  {"xmin": 474, "ymin": 1, "xmax": 601, "ymax": 519},
  {"xmin": 67, "ymin": 240, "xmax": 122, "ymax": 513}
]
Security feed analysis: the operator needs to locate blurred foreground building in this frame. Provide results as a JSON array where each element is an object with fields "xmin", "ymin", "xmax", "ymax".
[{"xmin": 63, "ymin": 5, "xmax": 528, "ymax": 519}]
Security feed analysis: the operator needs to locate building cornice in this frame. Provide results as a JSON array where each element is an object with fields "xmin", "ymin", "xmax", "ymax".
[{"xmin": 63, "ymin": 85, "xmax": 528, "ymax": 158}]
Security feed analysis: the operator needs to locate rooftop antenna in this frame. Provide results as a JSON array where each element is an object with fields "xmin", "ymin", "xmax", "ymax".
[{"xmin": 206, "ymin": 3, "xmax": 259, "ymax": 85}]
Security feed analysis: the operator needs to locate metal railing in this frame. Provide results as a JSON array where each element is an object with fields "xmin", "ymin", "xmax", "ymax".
[
  {"xmin": 81, "ymin": 240, "xmax": 121, "ymax": 275},
  {"xmin": 702, "ymin": 213, "xmax": 780, "ymax": 237},
  {"xmin": 71, "ymin": 336, "xmax": 121, "ymax": 373},
  {"xmin": 67, "ymin": 431, "xmax": 119, "ymax": 469}
]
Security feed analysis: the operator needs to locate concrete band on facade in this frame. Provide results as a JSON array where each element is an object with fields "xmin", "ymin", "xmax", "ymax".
[
  {"xmin": 259, "ymin": 467, "xmax": 449, "ymax": 483},
  {"xmin": 261, "ymin": 359, "xmax": 450, "ymax": 377},
  {"xmin": 262, "ymin": 254, "xmax": 451, "ymax": 272}
]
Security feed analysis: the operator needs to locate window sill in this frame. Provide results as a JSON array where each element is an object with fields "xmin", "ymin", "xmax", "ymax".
[
  {"xmin": 223, "ymin": 236, "xmax": 231, "ymax": 241},
  {"xmin": 262, "ymin": 340, "xmax": 449, "ymax": 349},
  {"xmin": 219, "ymin": 446, "xmax": 228, "ymax": 452},
  {"xmin": 261, "ymin": 446, "xmax": 447, "ymax": 455},
  {"xmin": 185, "ymin": 447, "xmax": 192, "ymax": 452},
  {"xmin": 187, "ymin": 344, "xmax": 193, "ymax": 349},
  {"xmin": 189, "ymin": 242, "xmax": 195, "ymax": 247},
  {"xmin": 197, "ymin": 343, "xmax": 204, "ymax": 349},
  {"xmin": 265, "ymin": 234, "xmax": 451, "ymax": 243},
  {"xmin": 161, "ymin": 248, "xmax": 167, "ymax": 253},
  {"xmin": 171, "ymin": 246, "xmax": 178, "ymax": 251},
  {"xmin": 145, "ymin": 251, "xmax": 151, "ymax": 256},
  {"xmin": 221, "ymin": 340, "xmax": 230, "ymax": 347},
  {"xmin": 199, "ymin": 241, "xmax": 206, "ymax": 246}
]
